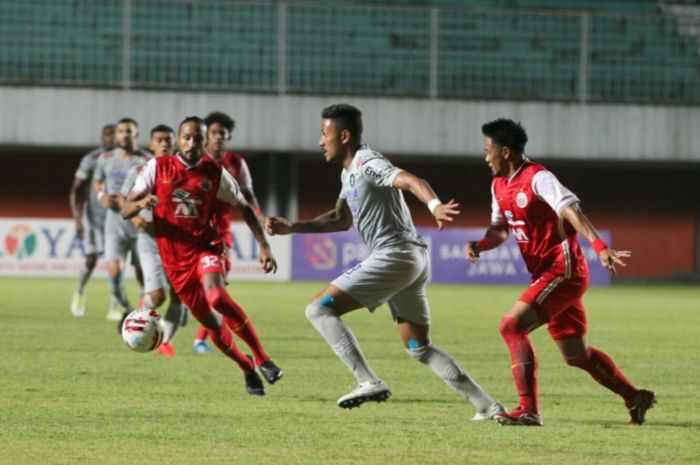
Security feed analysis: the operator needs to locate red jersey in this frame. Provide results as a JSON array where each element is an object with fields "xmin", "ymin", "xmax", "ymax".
[
  {"xmin": 209, "ymin": 151, "xmax": 245, "ymax": 245},
  {"xmin": 492, "ymin": 161, "xmax": 588, "ymax": 279},
  {"xmin": 150, "ymin": 155, "xmax": 225, "ymax": 270}
]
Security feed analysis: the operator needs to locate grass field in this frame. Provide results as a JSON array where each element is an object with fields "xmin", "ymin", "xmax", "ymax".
[{"xmin": 1, "ymin": 278, "xmax": 699, "ymax": 465}]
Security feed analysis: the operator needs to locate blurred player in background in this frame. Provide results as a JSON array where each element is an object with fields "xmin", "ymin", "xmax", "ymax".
[
  {"xmin": 120, "ymin": 124, "xmax": 184, "ymax": 356},
  {"xmin": 266, "ymin": 104, "xmax": 504, "ymax": 417},
  {"xmin": 122, "ymin": 116, "xmax": 283, "ymax": 396},
  {"xmin": 465, "ymin": 118, "xmax": 655, "ymax": 426},
  {"xmin": 69, "ymin": 124, "xmax": 117, "ymax": 317},
  {"xmin": 191, "ymin": 111, "xmax": 265, "ymax": 354},
  {"xmin": 94, "ymin": 118, "xmax": 151, "ymax": 330}
]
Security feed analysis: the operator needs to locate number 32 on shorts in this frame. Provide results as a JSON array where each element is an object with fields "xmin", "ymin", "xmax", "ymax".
[{"xmin": 200, "ymin": 254, "xmax": 222, "ymax": 272}]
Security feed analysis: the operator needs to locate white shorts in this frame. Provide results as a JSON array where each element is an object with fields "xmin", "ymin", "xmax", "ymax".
[
  {"xmin": 331, "ymin": 246, "xmax": 431, "ymax": 325},
  {"xmin": 137, "ymin": 232, "xmax": 168, "ymax": 293}
]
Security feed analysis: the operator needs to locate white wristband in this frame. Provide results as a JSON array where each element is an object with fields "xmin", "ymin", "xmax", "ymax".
[
  {"xmin": 97, "ymin": 190, "xmax": 105, "ymax": 200},
  {"xmin": 427, "ymin": 198, "xmax": 442, "ymax": 214}
]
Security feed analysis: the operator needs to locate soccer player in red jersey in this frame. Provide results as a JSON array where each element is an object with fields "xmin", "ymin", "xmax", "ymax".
[
  {"xmin": 190, "ymin": 111, "xmax": 268, "ymax": 355},
  {"xmin": 122, "ymin": 116, "xmax": 282, "ymax": 395},
  {"xmin": 466, "ymin": 118, "xmax": 655, "ymax": 426}
]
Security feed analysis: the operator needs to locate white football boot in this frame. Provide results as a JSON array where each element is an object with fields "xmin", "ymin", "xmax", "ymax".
[
  {"xmin": 337, "ymin": 380, "xmax": 391, "ymax": 409},
  {"xmin": 471, "ymin": 400, "xmax": 507, "ymax": 421}
]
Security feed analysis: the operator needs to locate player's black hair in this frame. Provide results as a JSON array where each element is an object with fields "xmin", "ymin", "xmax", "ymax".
[
  {"xmin": 204, "ymin": 111, "xmax": 235, "ymax": 133},
  {"xmin": 102, "ymin": 124, "xmax": 115, "ymax": 132},
  {"xmin": 179, "ymin": 116, "xmax": 205, "ymax": 133},
  {"xmin": 481, "ymin": 118, "xmax": 528, "ymax": 153},
  {"xmin": 322, "ymin": 104, "xmax": 363, "ymax": 139},
  {"xmin": 150, "ymin": 124, "xmax": 174, "ymax": 136},
  {"xmin": 117, "ymin": 117, "xmax": 139, "ymax": 128}
]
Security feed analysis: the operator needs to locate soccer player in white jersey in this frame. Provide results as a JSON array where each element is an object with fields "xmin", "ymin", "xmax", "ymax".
[
  {"xmin": 69, "ymin": 124, "xmax": 116, "ymax": 316},
  {"xmin": 93, "ymin": 118, "xmax": 151, "ymax": 331},
  {"xmin": 266, "ymin": 104, "xmax": 505, "ymax": 416},
  {"xmin": 120, "ymin": 124, "xmax": 184, "ymax": 356}
]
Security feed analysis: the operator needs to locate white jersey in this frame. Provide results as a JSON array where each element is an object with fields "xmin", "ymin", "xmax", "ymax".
[{"xmin": 339, "ymin": 146, "xmax": 426, "ymax": 252}]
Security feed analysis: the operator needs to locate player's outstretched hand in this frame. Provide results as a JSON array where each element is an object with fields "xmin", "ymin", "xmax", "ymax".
[
  {"xmin": 265, "ymin": 216, "xmax": 292, "ymax": 236},
  {"xmin": 599, "ymin": 248, "xmax": 631, "ymax": 275},
  {"xmin": 138, "ymin": 194, "xmax": 159, "ymax": 210},
  {"xmin": 464, "ymin": 241, "xmax": 481, "ymax": 263},
  {"xmin": 259, "ymin": 246, "xmax": 278, "ymax": 274},
  {"xmin": 433, "ymin": 199, "xmax": 460, "ymax": 230}
]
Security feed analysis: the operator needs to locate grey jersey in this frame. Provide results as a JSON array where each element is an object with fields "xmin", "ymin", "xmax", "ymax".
[
  {"xmin": 95, "ymin": 148, "xmax": 151, "ymax": 238},
  {"xmin": 339, "ymin": 146, "xmax": 426, "ymax": 252},
  {"xmin": 74, "ymin": 147, "xmax": 107, "ymax": 227},
  {"xmin": 94, "ymin": 148, "xmax": 151, "ymax": 205}
]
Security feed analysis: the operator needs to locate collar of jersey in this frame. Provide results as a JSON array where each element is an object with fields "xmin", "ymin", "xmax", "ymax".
[
  {"xmin": 507, "ymin": 158, "xmax": 530, "ymax": 183},
  {"xmin": 176, "ymin": 152, "xmax": 205, "ymax": 169}
]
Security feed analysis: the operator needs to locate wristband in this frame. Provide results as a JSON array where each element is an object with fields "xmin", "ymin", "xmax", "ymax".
[
  {"xmin": 477, "ymin": 239, "xmax": 491, "ymax": 251},
  {"xmin": 591, "ymin": 238, "xmax": 608, "ymax": 253},
  {"xmin": 97, "ymin": 190, "xmax": 105, "ymax": 200},
  {"xmin": 427, "ymin": 198, "xmax": 442, "ymax": 214}
]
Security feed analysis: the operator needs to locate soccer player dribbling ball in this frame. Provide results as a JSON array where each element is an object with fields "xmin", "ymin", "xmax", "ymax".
[
  {"xmin": 466, "ymin": 118, "xmax": 655, "ymax": 426},
  {"xmin": 122, "ymin": 116, "xmax": 282, "ymax": 396},
  {"xmin": 266, "ymin": 104, "xmax": 504, "ymax": 418}
]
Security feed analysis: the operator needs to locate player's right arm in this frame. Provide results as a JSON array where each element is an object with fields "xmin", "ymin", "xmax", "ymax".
[
  {"xmin": 265, "ymin": 197, "xmax": 353, "ymax": 235},
  {"xmin": 92, "ymin": 157, "xmax": 119, "ymax": 209},
  {"xmin": 465, "ymin": 224, "xmax": 509, "ymax": 263},
  {"xmin": 121, "ymin": 159, "xmax": 159, "ymax": 219},
  {"xmin": 465, "ymin": 181, "xmax": 509, "ymax": 263}
]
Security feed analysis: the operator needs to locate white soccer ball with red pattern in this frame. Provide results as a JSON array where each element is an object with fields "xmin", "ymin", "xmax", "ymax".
[{"xmin": 121, "ymin": 309, "xmax": 164, "ymax": 352}]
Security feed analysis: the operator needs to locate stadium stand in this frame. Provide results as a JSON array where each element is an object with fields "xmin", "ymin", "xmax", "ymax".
[{"xmin": 0, "ymin": 0, "xmax": 697, "ymax": 103}]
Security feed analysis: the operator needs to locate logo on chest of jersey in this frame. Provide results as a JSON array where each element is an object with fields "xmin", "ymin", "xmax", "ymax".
[
  {"xmin": 516, "ymin": 192, "xmax": 528, "ymax": 208},
  {"xmin": 172, "ymin": 189, "xmax": 201, "ymax": 218},
  {"xmin": 504, "ymin": 210, "xmax": 529, "ymax": 242}
]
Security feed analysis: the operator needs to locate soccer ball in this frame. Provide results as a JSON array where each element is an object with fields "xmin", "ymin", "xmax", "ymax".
[{"xmin": 121, "ymin": 309, "xmax": 164, "ymax": 352}]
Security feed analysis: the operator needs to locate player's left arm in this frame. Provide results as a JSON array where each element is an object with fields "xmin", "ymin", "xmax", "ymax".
[
  {"xmin": 238, "ymin": 159, "xmax": 265, "ymax": 219},
  {"xmin": 220, "ymin": 169, "xmax": 277, "ymax": 274},
  {"xmin": 392, "ymin": 171, "xmax": 460, "ymax": 230},
  {"xmin": 560, "ymin": 204, "xmax": 630, "ymax": 274}
]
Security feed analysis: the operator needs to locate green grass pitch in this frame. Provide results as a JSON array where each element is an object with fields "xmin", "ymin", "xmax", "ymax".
[{"xmin": 1, "ymin": 278, "xmax": 699, "ymax": 465}]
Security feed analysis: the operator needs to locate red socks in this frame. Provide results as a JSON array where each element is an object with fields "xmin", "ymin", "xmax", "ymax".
[
  {"xmin": 499, "ymin": 316, "xmax": 539, "ymax": 413},
  {"xmin": 195, "ymin": 325, "xmax": 208, "ymax": 341},
  {"xmin": 206, "ymin": 325, "xmax": 254, "ymax": 372},
  {"xmin": 205, "ymin": 287, "xmax": 270, "ymax": 366},
  {"xmin": 565, "ymin": 347, "xmax": 638, "ymax": 405}
]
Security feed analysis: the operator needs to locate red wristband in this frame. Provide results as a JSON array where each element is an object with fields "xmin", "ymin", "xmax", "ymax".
[
  {"xmin": 591, "ymin": 238, "xmax": 608, "ymax": 253},
  {"xmin": 478, "ymin": 239, "xmax": 491, "ymax": 251}
]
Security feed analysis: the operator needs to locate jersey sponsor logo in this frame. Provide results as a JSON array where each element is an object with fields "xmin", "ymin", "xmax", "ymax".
[
  {"xmin": 516, "ymin": 192, "xmax": 528, "ymax": 208},
  {"xmin": 364, "ymin": 166, "xmax": 382, "ymax": 180},
  {"xmin": 504, "ymin": 210, "xmax": 530, "ymax": 242},
  {"xmin": 172, "ymin": 189, "xmax": 201, "ymax": 218}
]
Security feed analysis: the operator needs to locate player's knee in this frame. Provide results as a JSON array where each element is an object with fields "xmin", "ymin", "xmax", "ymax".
[
  {"xmin": 204, "ymin": 287, "xmax": 227, "ymax": 309},
  {"xmin": 85, "ymin": 254, "xmax": 98, "ymax": 270},
  {"xmin": 405, "ymin": 341, "xmax": 433, "ymax": 364},
  {"xmin": 305, "ymin": 301, "xmax": 333, "ymax": 324},
  {"xmin": 499, "ymin": 316, "xmax": 526, "ymax": 339},
  {"xmin": 148, "ymin": 290, "xmax": 166, "ymax": 308},
  {"xmin": 563, "ymin": 349, "xmax": 591, "ymax": 367}
]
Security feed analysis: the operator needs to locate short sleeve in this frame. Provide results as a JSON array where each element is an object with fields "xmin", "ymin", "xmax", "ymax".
[
  {"xmin": 360, "ymin": 157, "xmax": 403, "ymax": 188},
  {"xmin": 132, "ymin": 158, "xmax": 157, "ymax": 195},
  {"xmin": 490, "ymin": 181, "xmax": 506, "ymax": 225},
  {"xmin": 237, "ymin": 159, "xmax": 254, "ymax": 192},
  {"xmin": 75, "ymin": 153, "xmax": 96, "ymax": 180},
  {"xmin": 532, "ymin": 170, "xmax": 580, "ymax": 215},
  {"xmin": 217, "ymin": 168, "xmax": 246, "ymax": 206}
]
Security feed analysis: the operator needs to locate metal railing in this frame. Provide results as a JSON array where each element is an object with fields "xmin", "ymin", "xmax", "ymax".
[{"xmin": 0, "ymin": 0, "xmax": 698, "ymax": 104}]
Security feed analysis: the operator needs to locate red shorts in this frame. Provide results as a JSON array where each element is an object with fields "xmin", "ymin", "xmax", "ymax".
[
  {"xmin": 164, "ymin": 251, "xmax": 226, "ymax": 321},
  {"xmin": 519, "ymin": 272, "xmax": 589, "ymax": 340}
]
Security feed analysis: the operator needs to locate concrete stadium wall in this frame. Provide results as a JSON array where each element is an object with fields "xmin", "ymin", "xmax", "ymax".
[{"xmin": 1, "ymin": 86, "xmax": 700, "ymax": 161}]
